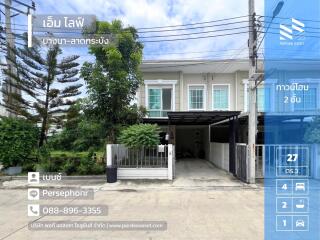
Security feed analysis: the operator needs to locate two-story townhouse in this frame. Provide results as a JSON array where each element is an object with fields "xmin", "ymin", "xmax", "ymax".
[
  {"xmin": 136, "ymin": 59, "xmax": 320, "ymax": 178},
  {"xmin": 136, "ymin": 59, "xmax": 258, "ymax": 174}
]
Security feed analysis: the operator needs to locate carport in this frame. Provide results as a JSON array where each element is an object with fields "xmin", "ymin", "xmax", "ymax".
[{"xmin": 143, "ymin": 111, "xmax": 241, "ymax": 177}]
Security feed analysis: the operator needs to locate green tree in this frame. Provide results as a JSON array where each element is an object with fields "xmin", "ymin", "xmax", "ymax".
[
  {"xmin": 0, "ymin": 117, "xmax": 39, "ymax": 168},
  {"xmin": 119, "ymin": 124, "xmax": 160, "ymax": 148},
  {"xmin": 49, "ymin": 101, "xmax": 106, "ymax": 151},
  {"xmin": 80, "ymin": 20, "xmax": 144, "ymax": 143},
  {"xmin": 2, "ymin": 39, "xmax": 82, "ymax": 146},
  {"xmin": 304, "ymin": 116, "xmax": 320, "ymax": 143}
]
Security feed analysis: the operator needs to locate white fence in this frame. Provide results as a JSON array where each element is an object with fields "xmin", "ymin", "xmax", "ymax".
[
  {"xmin": 255, "ymin": 144, "xmax": 313, "ymax": 178},
  {"xmin": 234, "ymin": 144, "xmax": 315, "ymax": 180},
  {"xmin": 106, "ymin": 144, "xmax": 175, "ymax": 180}
]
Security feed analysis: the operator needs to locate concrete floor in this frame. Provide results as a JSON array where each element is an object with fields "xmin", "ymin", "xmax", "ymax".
[
  {"xmin": 0, "ymin": 160, "xmax": 264, "ymax": 240},
  {"xmin": 0, "ymin": 188, "xmax": 263, "ymax": 240},
  {"xmin": 1, "ymin": 159, "xmax": 250, "ymax": 190},
  {"xmin": 174, "ymin": 158, "xmax": 243, "ymax": 187}
]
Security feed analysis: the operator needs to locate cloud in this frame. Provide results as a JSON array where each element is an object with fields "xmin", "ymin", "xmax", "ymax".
[{"xmin": 33, "ymin": 0, "xmax": 265, "ymax": 61}]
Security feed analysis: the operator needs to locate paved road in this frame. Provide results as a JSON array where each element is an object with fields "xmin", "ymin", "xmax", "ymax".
[{"xmin": 0, "ymin": 187, "xmax": 263, "ymax": 240}]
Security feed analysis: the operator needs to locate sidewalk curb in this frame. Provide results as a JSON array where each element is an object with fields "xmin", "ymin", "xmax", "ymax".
[
  {"xmin": 0, "ymin": 176, "xmax": 13, "ymax": 182},
  {"xmin": 5, "ymin": 175, "xmax": 106, "ymax": 180}
]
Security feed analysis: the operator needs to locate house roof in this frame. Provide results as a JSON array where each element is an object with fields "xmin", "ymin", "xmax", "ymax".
[
  {"xmin": 140, "ymin": 59, "xmax": 263, "ymax": 74},
  {"xmin": 143, "ymin": 111, "xmax": 241, "ymax": 125},
  {"xmin": 141, "ymin": 58, "xmax": 320, "ymax": 73}
]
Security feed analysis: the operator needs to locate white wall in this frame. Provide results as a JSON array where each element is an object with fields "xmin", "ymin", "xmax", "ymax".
[
  {"xmin": 209, "ymin": 142, "xmax": 229, "ymax": 172},
  {"xmin": 139, "ymin": 71, "xmax": 249, "ymax": 113}
]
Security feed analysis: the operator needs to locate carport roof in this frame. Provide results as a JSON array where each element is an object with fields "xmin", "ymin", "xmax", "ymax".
[{"xmin": 143, "ymin": 111, "xmax": 241, "ymax": 125}]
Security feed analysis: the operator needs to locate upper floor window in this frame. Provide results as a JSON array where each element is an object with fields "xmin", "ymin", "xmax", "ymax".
[
  {"xmin": 148, "ymin": 88, "xmax": 172, "ymax": 117},
  {"xmin": 188, "ymin": 85, "xmax": 205, "ymax": 110},
  {"xmin": 257, "ymin": 87, "xmax": 271, "ymax": 112},
  {"xmin": 295, "ymin": 87, "xmax": 317, "ymax": 111},
  {"xmin": 212, "ymin": 84, "xmax": 229, "ymax": 110}
]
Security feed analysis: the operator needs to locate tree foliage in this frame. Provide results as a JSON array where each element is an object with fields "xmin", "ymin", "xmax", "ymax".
[
  {"xmin": 0, "ymin": 117, "xmax": 39, "ymax": 168},
  {"xmin": 49, "ymin": 102, "xmax": 106, "ymax": 151},
  {"xmin": 304, "ymin": 117, "xmax": 320, "ymax": 143},
  {"xmin": 2, "ymin": 37, "xmax": 82, "ymax": 146},
  {"xmin": 80, "ymin": 20, "xmax": 144, "ymax": 142},
  {"xmin": 119, "ymin": 124, "xmax": 160, "ymax": 148}
]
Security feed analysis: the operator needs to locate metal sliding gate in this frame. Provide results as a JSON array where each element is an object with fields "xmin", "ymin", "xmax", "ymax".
[
  {"xmin": 235, "ymin": 143, "xmax": 313, "ymax": 182},
  {"xmin": 235, "ymin": 143, "xmax": 248, "ymax": 182},
  {"xmin": 106, "ymin": 144, "xmax": 175, "ymax": 180}
]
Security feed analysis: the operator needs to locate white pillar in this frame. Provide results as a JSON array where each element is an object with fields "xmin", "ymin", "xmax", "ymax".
[
  {"xmin": 168, "ymin": 144, "xmax": 174, "ymax": 180},
  {"xmin": 106, "ymin": 144, "xmax": 112, "ymax": 167}
]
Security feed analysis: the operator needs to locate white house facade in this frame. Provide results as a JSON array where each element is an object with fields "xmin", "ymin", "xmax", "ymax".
[{"xmin": 136, "ymin": 59, "xmax": 320, "ymax": 180}]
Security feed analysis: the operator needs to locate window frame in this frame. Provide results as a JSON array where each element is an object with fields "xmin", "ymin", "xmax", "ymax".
[
  {"xmin": 212, "ymin": 84, "xmax": 231, "ymax": 111},
  {"xmin": 144, "ymin": 79, "xmax": 177, "ymax": 118},
  {"xmin": 187, "ymin": 84, "xmax": 207, "ymax": 111}
]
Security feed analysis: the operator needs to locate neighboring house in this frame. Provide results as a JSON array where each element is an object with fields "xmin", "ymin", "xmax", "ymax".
[
  {"xmin": 0, "ymin": 105, "xmax": 7, "ymax": 117},
  {"xmin": 136, "ymin": 59, "xmax": 319, "ymax": 177}
]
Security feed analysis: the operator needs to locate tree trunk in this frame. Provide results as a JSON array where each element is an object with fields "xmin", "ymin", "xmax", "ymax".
[
  {"xmin": 39, "ymin": 83, "xmax": 50, "ymax": 147},
  {"xmin": 109, "ymin": 127, "xmax": 116, "ymax": 144},
  {"xmin": 39, "ymin": 116, "xmax": 47, "ymax": 147}
]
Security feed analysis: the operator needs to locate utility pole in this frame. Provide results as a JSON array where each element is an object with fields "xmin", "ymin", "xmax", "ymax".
[
  {"xmin": 1, "ymin": 0, "xmax": 35, "ymax": 116},
  {"xmin": 248, "ymin": 0, "xmax": 258, "ymax": 184},
  {"xmin": 4, "ymin": 0, "xmax": 19, "ymax": 116}
]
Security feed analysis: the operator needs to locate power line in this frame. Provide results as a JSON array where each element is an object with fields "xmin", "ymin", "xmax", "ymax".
[
  {"xmin": 260, "ymin": 20, "xmax": 320, "ymax": 31},
  {"xmin": 5, "ymin": 24, "xmax": 249, "ymax": 36},
  {"xmin": 258, "ymin": 15, "xmax": 320, "ymax": 23},
  {"xmin": 137, "ymin": 15, "xmax": 249, "ymax": 29},
  {"xmin": 138, "ymin": 20, "xmax": 249, "ymax": 33},
  {"xmin": 0, "ymin": 15, "xmax": 249, "ymax": 31},
  {"xmin": 258, "ymin": 30, "xmax": 320, "ymax": 39},
  {"xmin": 2, "ymin": 31, "xmax": 249, "ymax": 42},
  {"xmin": 139, "ymin": 25, "xmax": 248, "ymax": 38},
  {"xmin": 144, "ymin": 47, "xmax": 247, "ymax": 56},
  {"xmin": 0, "ymin": 19, "xmax": 250, "ymax": 34},
  {"xmin": 3, "ymin": 30, "xmax": 251, "ymax": 43},
  {"xmin": 141, "ymin": 31, "xmax": 249, "ymax": 43}
]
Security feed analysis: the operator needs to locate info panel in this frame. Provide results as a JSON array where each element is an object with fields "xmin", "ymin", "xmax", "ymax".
[{"xmin": 264, "ymin": 1, "xmax": 320, "ymax": 240}]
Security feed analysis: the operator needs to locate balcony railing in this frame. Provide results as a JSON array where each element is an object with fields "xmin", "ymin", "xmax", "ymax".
[{"xmin": 147, "ymin": 110, "xmax": 169, "ymax": 118}]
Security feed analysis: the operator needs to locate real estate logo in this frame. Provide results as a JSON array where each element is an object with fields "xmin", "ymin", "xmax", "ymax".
[{"xmin": 280, "ymin": 18, "xmax": 305, "ymax": 46}]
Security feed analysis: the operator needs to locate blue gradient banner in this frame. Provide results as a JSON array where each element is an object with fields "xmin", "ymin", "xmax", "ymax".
[{"xmin": 264, "ymin": 1, "xmax": 320, "ymax": 240}]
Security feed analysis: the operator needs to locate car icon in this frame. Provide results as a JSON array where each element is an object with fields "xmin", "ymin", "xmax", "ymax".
[
  {"xmin": 295, "ymin": 183, "xmax": 305, "ymax": 191},
  {"xmin": 296, "ymin": 220, "xmax": 305, "ymax": 227}
]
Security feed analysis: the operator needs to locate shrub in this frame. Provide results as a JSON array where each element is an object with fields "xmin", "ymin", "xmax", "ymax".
[
  {"xmin": 304, "ymin": 116, "xmax": 320, "ymax": 143},
  {"xmin": 0, "ymin": 117, "xmax": 39, "ymax": 168},
  {"xmin": 77, "ymin": 153, "xmax": 95, "ymax": 175},
  {"xmin": 36, "ymin": 151, "xmax": 105, "ymax": 175},
  {"xmin": 48, "ymin": 120, "xmax": 105, "ymax": 151},
  {"xmin": 78, "ymin": 151, "xmax": 105, "ymax": 175},
  {"xmin": 118, "ymin": 124, "xmax": 160, "ymax": 148},
  {"xmin": 61, "ymin": 159, "xmax": 78, "ymax": 175}
]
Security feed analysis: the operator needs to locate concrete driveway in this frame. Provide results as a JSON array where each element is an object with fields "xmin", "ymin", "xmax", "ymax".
[
  {"xmin": 0, "ymin": 159, "xmax": 263, "ymax": 240},
  {"xmin": 174, "ymin": 158, "xmax": 243, "ymax": 187},
  {"xmin": 0, "ymin": 187, "xmax": 263, "ymax": 240}
]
